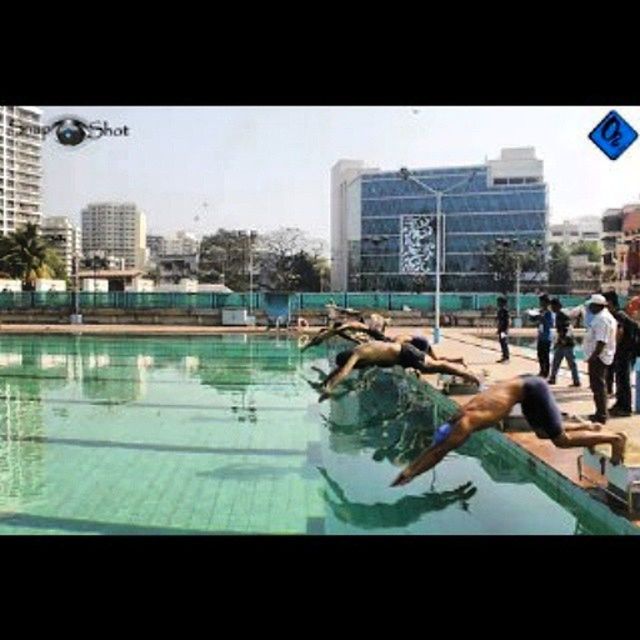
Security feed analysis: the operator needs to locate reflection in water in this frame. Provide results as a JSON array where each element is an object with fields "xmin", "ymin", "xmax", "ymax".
[
  {"xmin": 322, "ymin": 366, "xmax": 534, "ymax": 487},
  {"xmin": 318, "ymin": 467, "xmax": 477, "ymax": 529},
  {"xmin": 0, "ymin": 381, "xmax": 45, "ymax": 509},
  {"xmin": 0, "ymin": 334, "xmax": 305, "ymax": 405},
  {"xmin": 323, "ymin": 368, "xmax": 437, "ymax": 466}
]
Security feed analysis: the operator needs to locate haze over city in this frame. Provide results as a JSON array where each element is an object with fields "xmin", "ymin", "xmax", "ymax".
[{"xmin": 41, "ymin": 106, "xmax": 640, "ymax": 242}]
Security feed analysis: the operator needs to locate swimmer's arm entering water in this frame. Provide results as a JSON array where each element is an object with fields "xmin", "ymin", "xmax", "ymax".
[
  {"xmin": 391, "ymin": 381, "xmax": 523, "ymax": 486},
  {"xmin": 391, "ymin": 415, "xmax": 477, "ymax": 486},
  {"xmin": 320, "ymin": 351, "xmax": 362, "ymax": 400}
]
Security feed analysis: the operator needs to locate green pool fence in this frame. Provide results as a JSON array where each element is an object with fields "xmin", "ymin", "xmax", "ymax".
[{"xmin": 0, "ymin": 291, "xmax": 620, "ymax": 313}]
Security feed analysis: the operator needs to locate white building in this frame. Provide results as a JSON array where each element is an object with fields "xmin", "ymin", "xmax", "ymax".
[
  {"xmin": 41, "ymin": 216, "xmax": 82, "ymax": 276},
  {"xmin": 549, "ymin": 216, "xmax": 602, "ymax": 245},
  {"xmin": 166, "ymin": 231, "xmax": 199, "ymax": 256},
  {"xmin": 0, "ymin": 106, "xmax": 42, "ymax": 235},
  {"xmin": 330, "ymin": 160, "xmax": 379, "ymax": 290},
  {"xmin": 81, "ymin": 202, "xmax": 147, "ymax": 270}
]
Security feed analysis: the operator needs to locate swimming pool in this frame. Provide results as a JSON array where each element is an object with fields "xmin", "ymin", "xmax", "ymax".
[{"xmin": 0, "ymin": 334, "xmax": 633, "ymax": 535}]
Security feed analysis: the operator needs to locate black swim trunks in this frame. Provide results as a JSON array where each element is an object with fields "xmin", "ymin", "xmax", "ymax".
[
  {"xmin": 409, "ymin": 336, "xmax": 430, "ymax": 353},
  {"xmin": 519, "ymin": 375, "xmax": 563, "ymax": 439},
  {"xmin": 398, "ymin": 343, "xmax": 426, "ymax": 369}
]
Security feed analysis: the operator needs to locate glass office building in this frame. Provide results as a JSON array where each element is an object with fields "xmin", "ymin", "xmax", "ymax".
[{"xmin": 331, "ymin": 148, "xmax": 548, "ymax": 292}]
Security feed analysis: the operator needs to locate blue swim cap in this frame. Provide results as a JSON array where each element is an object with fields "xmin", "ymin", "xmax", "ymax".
[{"xmin": 433, "ymin": 422, "xmax": 452, "ymax": 445}]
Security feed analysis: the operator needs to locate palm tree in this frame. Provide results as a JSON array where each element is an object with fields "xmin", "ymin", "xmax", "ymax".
[{"xmin": 0, "ymin": 223, "xmax": 54, "ymax": 290}]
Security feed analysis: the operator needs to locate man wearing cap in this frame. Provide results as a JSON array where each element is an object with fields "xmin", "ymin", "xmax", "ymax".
[{"xmin": 584, "ymin": 293, "xmax": 617, "ymax": 425}]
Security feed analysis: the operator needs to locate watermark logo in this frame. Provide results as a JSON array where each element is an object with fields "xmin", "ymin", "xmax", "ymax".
[
  {"xmin": 9, "ymin": 114, "xmax": 131, "ymax": 149},
  {"xmin": 588, "ymin": 110, "xmax": 637, "ymax": 160}
]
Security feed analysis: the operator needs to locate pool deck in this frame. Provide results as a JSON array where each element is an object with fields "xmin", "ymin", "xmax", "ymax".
[{"xmin": 393, "ymin": 326, "xmax": 640, "ymax": 527}]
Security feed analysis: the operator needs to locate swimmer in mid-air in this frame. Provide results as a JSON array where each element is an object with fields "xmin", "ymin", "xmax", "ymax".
[
  {"xmin": 391, "ymin": 374, "xmax": 628, "ymax": 487},
  {"xmin": 303, "ymin": 313, "xmax": 465, "ymax": 365},
  {"xmin": 319, "ymin": 340, "xmax": 481, "ymax": 401}
]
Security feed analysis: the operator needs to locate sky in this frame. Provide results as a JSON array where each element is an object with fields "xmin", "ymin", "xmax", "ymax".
[{"xmin": 40, "ymin": 106, "xmax": 640, "ymax": 243}]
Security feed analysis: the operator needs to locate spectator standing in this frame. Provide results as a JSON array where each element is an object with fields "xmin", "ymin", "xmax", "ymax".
[
  {"xmin": 536, "ymin": 294, "xmax": 554, "ymax": 378},
  {"xmin": 548, "ymin": 298, "xmax": 580, "ymax": 387},
  {"xmin": 583, "ymin": 294, "xmax": 617, "ymax": 425},
  {"xmin": 496, "ymin": 296, "xmax": 510, "ymax": 363},
  {"xmin": 604, "ymin": 290, "xmax": 638, "ymax": 417}
]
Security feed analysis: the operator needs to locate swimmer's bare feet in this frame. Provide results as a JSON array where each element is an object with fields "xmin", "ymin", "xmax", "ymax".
[{"xmin": 611, "ymin": 432, "xmax": 627, "ymax": 466}]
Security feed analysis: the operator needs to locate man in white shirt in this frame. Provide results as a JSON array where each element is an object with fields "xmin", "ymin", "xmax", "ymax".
[{"xmin": 583, "ymin": 294, "xmax": 617, "ymax": 424}]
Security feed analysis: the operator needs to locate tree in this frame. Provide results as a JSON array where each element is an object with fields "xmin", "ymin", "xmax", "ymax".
[
  {"xmin": 486, "ymin": 238, "xmax": 545, "ymax": 295},
  {"xmin": 0, "ymin": 223, "xmax": 59, "ymax": 290},
  {"xmin": 548, "ymin": 244, "xmax": 571, "ymax": 293},
  {"xmin": 259, "ymin": 227, "xmax": 328, "ymax": 291},
  {"xmin": 44, "ymin": 249, "xmax": 68, "ymax": 282},
  {"xmin": 198, "ymin": 229, "xmax": 257, "ymax": 291},
  {"xmin": 571, "ymin": 240, "xmax": 601, "ymax": 263},
  {"xmin": 486, "ymin": 242, "xmax": 519, "ymax": 295}
]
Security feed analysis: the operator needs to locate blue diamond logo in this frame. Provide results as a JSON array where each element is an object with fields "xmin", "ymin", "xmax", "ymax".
[{"xmin": 589, "ymin": 110, "xmax": 638, "ymax": 160}]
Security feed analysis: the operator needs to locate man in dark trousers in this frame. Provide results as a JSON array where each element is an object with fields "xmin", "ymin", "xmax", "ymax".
[
  {"xmin": 496, "ymin": 296, "xmax": 510, "ymax": 363},
  {"xmin": 536, "ymin": 294, "xmax": 554, "ymax": 378},
  {"xmin": 604, "ymin": 290, "xmax": 637, "ymax": 417},
  {"xmin": 548, "ymin": 297, "xmax": 580, "ymax": 387},
  {"xmin": 584, "ymin": 293, "xmax": 617, "ymax": 425}
]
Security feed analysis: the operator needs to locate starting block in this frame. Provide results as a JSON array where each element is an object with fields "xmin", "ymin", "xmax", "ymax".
[
  {"xmin": 439, "ymin": 374, "xmax": 480, "ymax": 396},
  {"xmin": 578, "ymin": 447, "xmax": 640, "ymax": 514}
]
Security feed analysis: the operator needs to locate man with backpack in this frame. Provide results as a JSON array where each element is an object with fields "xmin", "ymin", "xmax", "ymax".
[{"xmin": 604, "ymin": 290, "xmax": 638, "ymax": 417}]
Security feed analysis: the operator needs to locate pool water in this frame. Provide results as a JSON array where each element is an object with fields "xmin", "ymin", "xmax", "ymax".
[{"xmin": 0, "ymin": 334, "xmax": 631, "ymax": 535}]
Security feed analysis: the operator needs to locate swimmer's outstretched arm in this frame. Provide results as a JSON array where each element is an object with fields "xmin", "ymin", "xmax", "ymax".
[
  {"xmin": 302, "ymin": 322, "xmax": 368, "ymax": 351},
  {"xmin": 391, "ymin": 416, "xmax": 474, "ymax": 486},
  {"xmin": 320, "ymin": 352, "xmax": 362, "ymax": 400}
]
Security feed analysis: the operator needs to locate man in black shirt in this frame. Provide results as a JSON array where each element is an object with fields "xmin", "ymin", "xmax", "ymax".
[
  {"xmin": 548, "ymin": 298, "xmax": 580, "ymax": 387},
  {"xmin": 496, "ymin": 296, "xmax": 510, "ymax": 363},
  {"xmin": 604, "ymin": 290, "xmax": 636, "ymax": 417}
]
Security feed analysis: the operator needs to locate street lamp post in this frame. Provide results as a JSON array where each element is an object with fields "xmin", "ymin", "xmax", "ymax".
[
  {"xmin": 248, "ymin": 231, "xmax": 255, "ymax": 315},
  {"xmin": 399, "ymin": 167, "xmax": 476, "ymax": 344}
]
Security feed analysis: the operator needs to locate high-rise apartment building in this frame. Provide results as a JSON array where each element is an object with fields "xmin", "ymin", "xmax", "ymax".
[
  {"xmin": 41, "ymin": 216, "xmax": 82, "ymax": 277},
  {"xmin": 81, "ymin": 202, "xmax": 147, "ymax": 270},
  {"xmin": 0, "ymin": 106, "xmax": 42, "ymax": 235}
]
